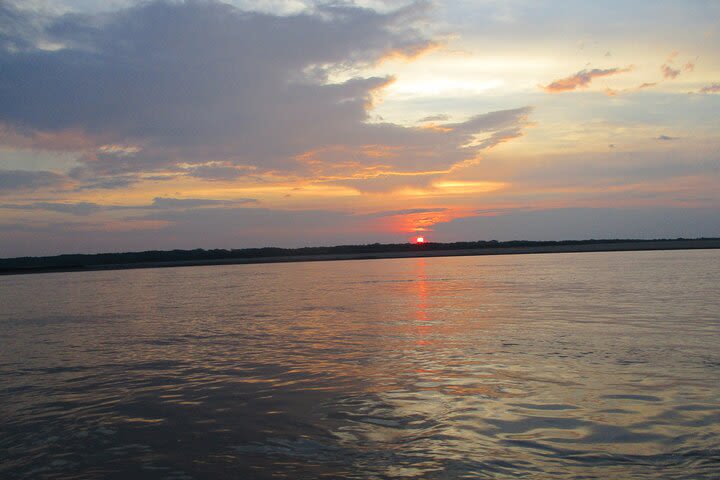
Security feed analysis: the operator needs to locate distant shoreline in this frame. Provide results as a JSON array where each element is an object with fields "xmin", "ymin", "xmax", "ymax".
[{"xmin": 2, "ymin": 239, "xmax": 719, "ymax": 276}]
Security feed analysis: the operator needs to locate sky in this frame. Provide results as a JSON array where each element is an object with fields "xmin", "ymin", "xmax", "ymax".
[{"xmin": 0, "ymin": 0, "xmax": 719, "ymax": 257}]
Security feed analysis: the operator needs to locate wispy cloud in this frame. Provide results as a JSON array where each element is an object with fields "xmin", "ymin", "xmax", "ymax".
[
  {"xmin": 542, "ymin": 66, "xmax": 633, "ymax": 93},
  {"xmin": 698, "ymin": 83, "xmax": 720, "ymax": 94},
  {"xmin": 183, "ymin": 164, "xmax": 257, "ymax": 181},
  {"xmin": 0, "ymin": 198, "xmax": 259, "ymax": 216},
  {"xmin": 418, "ymin": 114, "xmax": 450, "ymax": 123},
  {"xmin": 0, "ymin": 170, "xmax": 66, "ymax": 191},
  {"xmin": 150, "ymin": 197, "xmax": 257, "ymax": 208},
  {"xmin": 0, "ymin": 202, "xmax": 103, "ymax": 216},
  {"xmin": 363, "ymin": 208, "xmax": 449, "ymax": 218},
  {"xmin": 661, "ymin": 51, "xmax": 695, "ymax": 80},
  {"xmin": 661, "ymin": 64, "xmax": 681, "ymax": 79},
  {"xmin": 74, "ymin": 176, "xmax": 139, "ymax": 191}
]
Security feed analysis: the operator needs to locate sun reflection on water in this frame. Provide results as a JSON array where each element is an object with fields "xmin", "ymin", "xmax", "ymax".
[{"xmin": 1, "ymin": 251, "xmax": 719, "ymax": 478}]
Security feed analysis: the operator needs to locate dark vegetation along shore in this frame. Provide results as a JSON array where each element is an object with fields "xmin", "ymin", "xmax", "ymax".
[{"xmin": 2, "ymin": 238, "xmax": 719, "ymax": 276}]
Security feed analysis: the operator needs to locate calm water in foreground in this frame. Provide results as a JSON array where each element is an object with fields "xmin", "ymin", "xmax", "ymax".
[{"xmin": 1, "ymin": 250, "xmax": 719, "ymax": 479}]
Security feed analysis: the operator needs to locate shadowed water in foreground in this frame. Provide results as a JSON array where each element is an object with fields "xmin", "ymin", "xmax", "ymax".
[{"xmin": 1, "ymin": 250, "xmax": 719, "ymax": 479}]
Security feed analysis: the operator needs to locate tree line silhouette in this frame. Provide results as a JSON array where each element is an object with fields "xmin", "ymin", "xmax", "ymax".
[{"xmin": 2, "ymin": 237, "xmax": 718, "ymax": 274}]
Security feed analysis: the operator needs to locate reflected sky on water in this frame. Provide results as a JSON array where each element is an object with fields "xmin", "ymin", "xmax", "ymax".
[{"xmin": 1, "ymin": 250, "xmax": 719, "ymax": 478}]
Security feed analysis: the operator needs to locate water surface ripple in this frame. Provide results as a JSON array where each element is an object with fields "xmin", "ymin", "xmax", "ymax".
[{"xmin": 1, "ymin": 250, "xmax": 719, "ymax": 478}]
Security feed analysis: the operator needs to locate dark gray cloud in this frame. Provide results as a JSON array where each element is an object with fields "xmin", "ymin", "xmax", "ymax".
[
  {"xmin": 0, "ymin": 2, "xmax": 430, "ymax": 153},
  {"xmin": 656, "ymin": 134, "xmax": 676, "ymax": 141},
  {"xmin": 0, "ymin": 169, "xmax": 66, "ymax": 191},
  {"xmin": 0, "ymin": 1, "xmax": 43, "ymax": 52},
  {"xmin": 0, "ymin": 0, "xmax": 531, "ymax": 190}
]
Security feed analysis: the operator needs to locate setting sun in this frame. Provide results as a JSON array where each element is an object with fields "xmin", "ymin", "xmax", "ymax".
[{"xmin": 1, "ymin": 2, "xmax": 718, "ymax": 479}]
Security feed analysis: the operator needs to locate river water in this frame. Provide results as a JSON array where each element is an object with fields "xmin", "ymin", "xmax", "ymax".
[{"xmin": 1, "ymin": 249, "xmax": 719, "ymax": 479}]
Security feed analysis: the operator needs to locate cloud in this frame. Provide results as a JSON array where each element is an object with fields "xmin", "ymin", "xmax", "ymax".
[
  {"xmin": 698, "ymin": 83, "xmax": 720, "ymax": 94},
  {"xmin": 661, "ymin": 64, "xmax": 681, "ymax": 79},
  {"xmin": 291, "ymin": 106, "xmax": 532, "ymax": 191},
  {"xmin": 150, "ymin": 197, "xmax": 257, "ymax": 208},
  {"xmin": 418, "ymin": 114, "xmax": 450, "ymax": 122},
  {"xmin": 0, "ymin": 201, "xmax": 102, "ymax": 215},
  {"xmin": 124, "ymin": 204, "xmax": 475, "ymax": 246},
  {"xmin": 661, "ymin": 54, "xmax": 694, "ymax": 80},
  {"xmin": 73, "ymin": 176, "xmax": 139, "ymax": 190},
  {"xmin": 363, "ymin": 208, "xmax": 449, "ymax": 218},
  {"xmin": 5, "ymin": 204, "xmax": 717, "ymax": 257},
  {"xmin": 656, "ymin": 135, "xmax": 676, "ymax": 141},
  {"xmin": 431, "ymin": 207, "xmax": 720, "ymax": 242},
  {"xmin": 444, "ymin": 108, "xmax": 531, "ymax": 135},
  {"xmin": 0, "ymin": 0, "xmax": 531, "ymax": 192},
  {"xmin": 0, "ymin": 197, "xmax": 258, "ymax": 216},
  {"xmin": 124, "ymin": 206, "xmax": 388, "ymax": 243},
  {"xmin": 550, "ymin": 56, "xmax": 692, "ymax": 96},
  {"xmin": 0, "ymin": 2, "xmax": 429, "ymax": 159},
  {"xmin": 0, "ymin": 205, "xmax": 412, "ymax": 256},
  {"xmin": 184, "ymin": 165, "xmax": 254, "ymax": 181},
  {"xmin": 542, "ymin": 66, "xmax": 633, "ymax": 93},
  {"xmin": 0, "ymin": 1, "xmax": 43, "ymax": 53},
  {"xmin": 0, "ymin": 169, "xmax": 66, "ymax": 191}
]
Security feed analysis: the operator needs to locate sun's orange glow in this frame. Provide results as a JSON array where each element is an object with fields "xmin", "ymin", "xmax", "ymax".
[{"xmin": 415, "ymin": 236, "xmax": 425, "ymax": 243}]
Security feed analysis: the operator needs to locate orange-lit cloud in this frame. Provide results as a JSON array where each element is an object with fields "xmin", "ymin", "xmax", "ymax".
[
  {"xmin": 419, "ymin": 123, "xmax": 454, "ymax": 132},
  {"xmin": 378, "ymin": 41, "xmax": 441, "ymax": 64},
  {"xmin": 432, "ymin": 180, "xmax": 507, "ymax": 192},
  {"xmin": 598, "ymin": 56, "xmax": 694, "ymax": 96},
  {"xmin": 287, "ymin": 107, "xmax": 531, "ymax": 192},
  {"xmin": 371, "ymin": 207, "xmax": 478, "ymax": 234},
  {"xmin": 542, "ymin": 66, "xmax": 633, "ymax": 93},
  {"xmin": 2, "ymin": 0, "xmax": 719, "ymax": 257}
]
